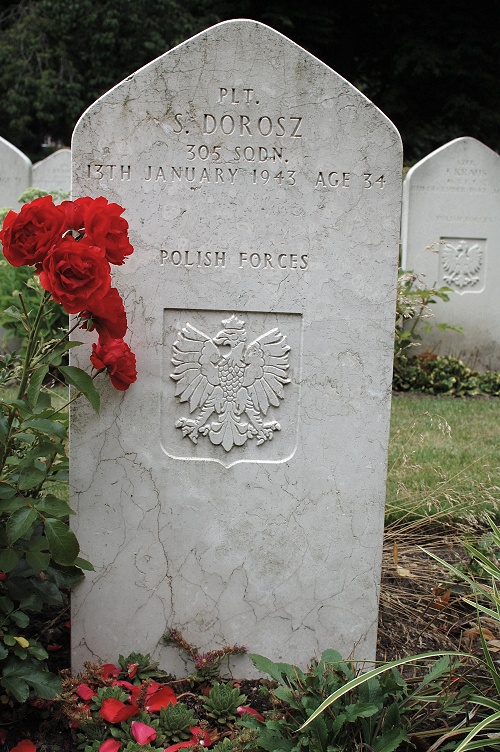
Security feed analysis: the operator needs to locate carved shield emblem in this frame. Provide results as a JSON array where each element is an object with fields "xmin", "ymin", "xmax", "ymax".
[{"xmin": 161, "ymin": 310, "xmax": 301, "ymax": 467}]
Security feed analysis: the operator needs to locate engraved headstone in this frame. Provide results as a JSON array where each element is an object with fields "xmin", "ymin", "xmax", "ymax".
[
  {"xmin": 401, "ymin": 138, "xmax": 500, "ymax": 370},
  {"xmin": 0, "ymin": 136, "xmax": 31, "ymax": 209},
  {"xmin": 32, "ymin": 148, "xmax": 71, "ymax": 196},
  {"xmin": 70, "ymin": 20, "xmax": 402, "ymax": 674}
]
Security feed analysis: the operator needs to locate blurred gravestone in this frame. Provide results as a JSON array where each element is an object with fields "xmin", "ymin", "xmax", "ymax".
[
  {"xmin": 70, "ymin": 20, "xmax": 402, "ymax": 675},
  {"xmin": 0, "ymin": 136, "xmax": 31, "ymax": 210},
  {"xmin": 32, "ymin": 148, "xmax": 71, "ymax": 197},
  {"xmin": 402, "ymin": 137, "xmax": 500, "ymax": 370}
]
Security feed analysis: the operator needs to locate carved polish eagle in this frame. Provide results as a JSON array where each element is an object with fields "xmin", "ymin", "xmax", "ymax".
[
  {"xmin": 170, "ymin": 315, "xmax": 291, "ymax": 452},
  {"xmin": 441, "ymin": 239, "xmax": 482, "ymax": 289}
]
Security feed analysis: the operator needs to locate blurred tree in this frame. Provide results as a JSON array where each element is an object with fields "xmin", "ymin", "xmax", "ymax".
[{"xmin": 0, "ymin": 0, "xmax": 217, "ymax": 160}]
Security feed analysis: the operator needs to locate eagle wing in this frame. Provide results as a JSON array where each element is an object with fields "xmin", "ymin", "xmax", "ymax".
[
  {"xmin": 465, "ymin": 243, "xmax": 482, "ymax": 274},
  {"xmin": 243, "ymin": 327, "xmax": 290, "ymax": 415},
  {"xmin": 441, "ymin": 243, "xmax": 460, "ymax": 274},
  {"xmin": 170, "ymin": 323, "xmax": 220, "ymax": 413}
]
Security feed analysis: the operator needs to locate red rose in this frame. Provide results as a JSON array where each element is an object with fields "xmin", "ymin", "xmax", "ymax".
[
  {"xmin": 80, "ymin": 287, "xmax": 127, "ymax": 340},
  {"xmin": 90, "ymin": 338, "xmax": 137, "ymax": 391},
  {"xmin": 0, "ymin": 195, "xmax": 66, "ymax": 267},
  {"xmin": 39, "ymin": 236, "xmax": 111, "ymax": 313},
  {"xmin": 83, "ymin": 196, "xmax": 133, "ymax": 265}
]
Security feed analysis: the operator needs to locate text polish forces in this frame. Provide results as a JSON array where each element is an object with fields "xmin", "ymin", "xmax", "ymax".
[{"xmin": 159, "ymin": 250, "xmax": 309, "ymax": 270}]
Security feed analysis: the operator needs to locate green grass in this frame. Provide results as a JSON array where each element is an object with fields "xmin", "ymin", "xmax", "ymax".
[{"xmin": 386, "ymin": 395, "xmax": 500, "ymax": 523}]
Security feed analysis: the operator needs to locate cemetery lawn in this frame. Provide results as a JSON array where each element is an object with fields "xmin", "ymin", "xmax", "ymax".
[
  {"xmin": 379, "ymin": 394, "xmax": 500, "ymax": 661},
  {"xmin": 386, "ymin": 394, "xmax": 500, "ymax": 521}
]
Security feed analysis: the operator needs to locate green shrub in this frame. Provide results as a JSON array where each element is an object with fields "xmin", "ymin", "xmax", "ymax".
[{"xmin": 393, "ymin": 352, "xmax": 500, "ymax": 396}]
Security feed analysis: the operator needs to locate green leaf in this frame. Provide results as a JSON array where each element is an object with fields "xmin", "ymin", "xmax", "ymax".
[
  {"xmin": 39, "ymin": 339, "xmax": 81, "ymax": 364},
  {"xmin": 10, "ymin": 610, "xmax": 29, "ymax": 628},
  {"xmin": 74, "ymin": 556, "xmax": 94, "ymax": 571},
  {"xmin": 6, "ymin": 507, "xmax": 38, "ymax": 544},
  {"xmin": 29, "ymin": 579, "xmax": 63, "ymax": 606},
  {"xmin": 59, "ymin": 365, "xmax": 100, "ymax": 412},
  {"xmin": 28, "ymin": 644, "xmax": 49, "ymax": 661},
  {"xmin": 20, "ymin": 593, "xmax": 43, "ymax": 612},
  {"xmin": 0, "ymin": 596, "xmax": 14, "ymax": 614},
  {"xmin": 22, "ymin": 418, "xmax": 66, "ymax": 439},
  {"xmin": 0, "ymin": 482, "xmax": 17, "ymax": 499},
  {"xmin": 26, "ymin": 366, "xmax": 49, "ymax": 409},
  {"xmin": 320, "ymin": 649, "xmax": 343, "ymax": 664},
  {"xmin": 249, "ymin": 653, "xmax": 306, "ymax": 685},
  {"xmin": 1, "ymin": 674, "xmax": 30, "ymax": 702},
  {"xmin": 1, "ymin": 660, "xmax": 62, "ymax": 699},
  {"xmin": 26, "ymin": 550, "xmax": 51, "ymax": 571},
  {"xmin": 44, "ymin": 518, "xmax": 79, "ymax": 565},
  {"xmin": 0, "ymin": 548, "xmax": 20, "ymax": 571},
  {"xmin": 47, "ymin": 564, "xmax": 85, "ymax": 589},
  {"xmin": 17, "ymin": 464, "xmax": 46, "ymax": 490},
  {"xmin": 373, "ymin": 724, "xmax": 409, "ymax": 752},
  {"xmin": 2, "ymin": 306, "xmax": 24, "ymax": 323},
  {"xmin": 0, "ymin": 414, "xmax": 8, "ymax": 444},
  {"xmin": 344, "ymin": 702, "xmax": 380, "ymax": 721},
  {"xmin": 34, "ymin": 495, "xmax": 74, "ymax": 518},
  {"xmin": 0, "ymin": 495, "xmax": 30, "ymax": 514}
]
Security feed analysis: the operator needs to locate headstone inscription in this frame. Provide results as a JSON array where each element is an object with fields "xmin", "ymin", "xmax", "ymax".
[
  {"xmin": 401, "ymin": 138, "xmax": 500, "ymax": 371},
  {"xmin": 70, "ymin": 20, "xmax": 402, "ymax": 674},
  {"xmin": 32, "ymin": 148, "xmax": 71, "ymax": 196},
  {"xmin": 0, "ymin": 136, "xmax": 31, "ymax": 210}
]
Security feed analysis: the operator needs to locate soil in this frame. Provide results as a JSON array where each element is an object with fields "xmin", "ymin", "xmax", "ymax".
[{"xmin": 0, "ymin": 528, "xmax": 482, "ymax": 751}]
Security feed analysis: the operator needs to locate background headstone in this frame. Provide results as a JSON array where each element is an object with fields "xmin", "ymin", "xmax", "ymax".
[
  {"xmin": 32, "ymin": 148, "xmax": 71, "ymax": 196},
  {"xmin": 0, "ymin": 136, "xmax": 32, "ymax": 209},
  {"xmin": 70, "ymin": 20, "xmax": 402, "ymax": 675},
  {"xmin": 401, "ymin": 137, "xmax": 500, "ymax": 371}
]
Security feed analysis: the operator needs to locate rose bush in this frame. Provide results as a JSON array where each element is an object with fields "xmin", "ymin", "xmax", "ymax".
[{"xmin": 0, "ymin": 195, "xmax": 137, "ymax": 704}]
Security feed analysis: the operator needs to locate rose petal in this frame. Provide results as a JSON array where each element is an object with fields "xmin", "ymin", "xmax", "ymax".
[
  {"xmin": 99, "ymin": 740, "xmax": 122, "ymax": 752},
  {"xmin": 10, "ymin": 741, "xmax": 37, "ymax": 752},
  {"xmin": 131, "ymin": 721, "xmax": 156, "ymax": 745},
  {"xmin": 101, "ymin": 663, "xmax": 121, "ymax": 679},
  {"xmin": 100, "ymin": 698, "xmax": 138, "ymax": 723},
  {"xmin": 76, "ymin": 683, "xmax": 97, "ymax": 701},
  {"xmin": 146, "ymin": 684, "xmax": 177, "ymax": 711},
  {"xmin": 237, "ymin": 705, "xmax": 265, "ymax": 722}
]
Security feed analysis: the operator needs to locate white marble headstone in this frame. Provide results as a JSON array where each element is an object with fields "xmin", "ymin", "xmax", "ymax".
[
  {"xmin": 0, "ymin": 136, "xmax": 31, "ymax": 209},
  {"xmin": 70, "ymin": 20, "xmax": 402, "ymax": 674},
  {"xmin": 402, "ymin": 138, "xmax": 500, "ymax": 370},
  {"xmin": 32, "ymin": 148, "xmax": 71, "ymax": 196}
]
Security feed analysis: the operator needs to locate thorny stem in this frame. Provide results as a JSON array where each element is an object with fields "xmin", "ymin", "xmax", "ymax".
[
  {"xmin": 30, "ymin": 318, "xmax": 81, "ymax": 368},
  {"xmin": 0, "ymin": 290, "xmax": 52, "ymax": 473}
]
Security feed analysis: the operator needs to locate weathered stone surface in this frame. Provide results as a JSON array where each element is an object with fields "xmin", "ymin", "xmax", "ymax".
[
  {"xmin": 70, "ymin": 20, "xmax": 402, "ymax": 675},
  {"xmin": 0, "ymin": 136, "xmax": 31, "ymax": 209},
  {"xmin": 32, "ymin": 148, "xmax": 71, "ymax": 196},
  {"xmin": 402, "ymin": 137, "xmax": 500, "ymax": 370}
]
